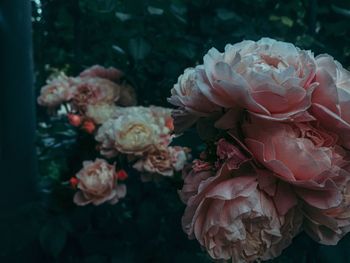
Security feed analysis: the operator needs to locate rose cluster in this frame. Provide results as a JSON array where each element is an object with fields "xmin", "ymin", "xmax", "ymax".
[
  {"xmin": 38, "ymin": 65, "xmax": 190, "ymax": 206},
  {"xmin": 169, "ymin": 38, "xmax": 350, "ymax": 262}
]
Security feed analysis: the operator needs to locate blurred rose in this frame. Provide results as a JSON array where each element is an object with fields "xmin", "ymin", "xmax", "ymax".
[
  {"xmin": 79, "ymin": 65, "xmax": 124, "ymax": 83},
  {"xmin": 133, "ymin": 146, "xmax": 189, "ymax": 177},
  {"xmin": 311, "ymin": 54, "xmax": 350, "ymax": 149},
  {"xmin": 37, "ymin": 73, "xmax": 75, "ymax": 107},
  {"xmin": 169, "ymin": 146, "xmax": 189, "ymax": 171},
  {"xmin": 198, "ymin": 38, "xmax": 316, "ymax": 121},
  {"xmin": 85, "ymin": 103, "xmax": 118, "ymax": 124},
  {"xmin": 72, "ymin": 77, "xmax": 120, "ymax": 111},
  {"xmin": 192, "ymin": 159, "xmax": 212, "ymax": 173},
  {"xmin": 96, "ymin": 109, "xmax": 159, "ymax": 156},
  {"xmin": 182, "ymin": 166, "xmax": 302, "ymax": 262},
  {"xmin": 133, "ymin": 147, "xmax": 174, "ymax": 176},
  {"xmin": 243, "ymin": 116, "xmax": 348, "ymax": 210},
  {"xmin": 73, "ymin": 159, "xmax": 126, "ymax": 206}
]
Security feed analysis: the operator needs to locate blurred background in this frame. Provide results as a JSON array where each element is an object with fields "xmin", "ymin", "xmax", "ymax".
[{"xmin": 2, "ymin": 0, "xmax": 350, "ymax": 262}]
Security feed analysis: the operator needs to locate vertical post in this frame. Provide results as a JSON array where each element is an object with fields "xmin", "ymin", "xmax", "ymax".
[{"xmin": 0, "ymin": 0, "xmax": 37, "ymax": 211}]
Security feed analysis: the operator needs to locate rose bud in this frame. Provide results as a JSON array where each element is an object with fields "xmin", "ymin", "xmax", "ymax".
[
  {"xmin": 82, "ymin": 120, "xmax": 96, "ymax": 134},
  {"xmin": 116, "ymin": 169, "xmax": 128, "ymax": 181},
  {"xmin": 165, "ymin": 117, "xmax": 174, "ymax": 131},
  {"xmin": 67, "ymin": 114, "xmax": 82, "ymax": 127},
  {"xmin": 69, "ymin": 177, "xmax": 79, "ymax": 188}
]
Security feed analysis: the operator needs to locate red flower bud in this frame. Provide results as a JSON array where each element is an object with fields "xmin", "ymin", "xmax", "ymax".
[
  {"xmin": 69, "ymin": 177, "xmax": 79, "ymax": 188},
  {"xmin": 116, "ymin": 169, "xmax": 128, "ymax": 181},
  {"xmin": 82, "ymin": 120, "xmax": 96, "ymax": 134},
  {"xmin": 67, "ymin": 114, "xmax": 82, "ymax": 127},
  {"xmin": 165, "ymin": 117, "xmax": 174, "ymax": 131}
]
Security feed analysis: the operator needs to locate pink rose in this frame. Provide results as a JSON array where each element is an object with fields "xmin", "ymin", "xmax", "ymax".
[
  {"xmin": 79, "ymin": 65, "xmax": 124, "ymax": 83},
  {"xmin": 79, "ymin": 65, "xmax": 137, "ymax": 107},
  {"xmin": 242, "ymin": 116, "xmax": 349, "ymax": 210},
  {"xmin": 197, "ymin": 38, "xmax": 317, "ymax": 121},
  {"xmin": 37, "ymin": 73, "xmax": 75, "ymax": 107},
  {"xmin": 311, "ymin": 54, "xmax": 350, "ymax": 149},
  {"xmin": 169, "ymin": 67, "xmax": 221, "ymax": 115},
  {"xmin": 303, "ymin": 169, "xmax": 350, "ymax": 245},
  {"xmin": 73, "ymin": 159, "xmax": 126, "ymax": 206},
  {"xmin": 181, "ymin": 165, "xmax": 302, "ymax": 262},
  {"xmin": 133, "ymin": 147, "xmax": 174, "ymax": 177},
  {"xmin": 133, "ymin": 146, "xmax": 189, "ymax": 177},
  {"xmin": 178, "ymin": 164, "xmax": 214, "ymax": 204},
  {"xmin": 216, "ymin": 138, "xmax": 250, "ymax": 170},
  {"xmin": 192, "ymin": 159, "xmax": 213, "ymax": 173},
  {"xmin": 72, "ymin": 77, "xmax": 120, "ymax": 111}
]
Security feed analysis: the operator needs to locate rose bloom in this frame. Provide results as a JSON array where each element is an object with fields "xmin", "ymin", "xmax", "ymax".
[
  {"xmin": 96, "ymin": 109, "xmax": 160, "ymax": 156},
  {"xmin": 133, "ymin": 146, "xmax": 189, "ymax": 177},
  {"xmin": 114, "ymin": 106, "xmax": 174, "ymax": 145},
  {"xmin": 37, "ymin": 73, "xmax": 75, "ymax": 107},
  {"xmin": 73, "ymin": 159, "xmax": 126, "ymax": 206},
  {"xmin": 169, "ymin": 67, "xmax": 221, "ymax": 115},
  {"xmin": 133, "ymin": 147, "xmax": 174, "ymax": 176},
  {"xmin": 79, "ymin": 65, "xmax": 124, "ymax": 83},
  {"xmin": 85, "ymin": 103, "xmax": 118, "ymax": 124},
  {"xmin": 216, "ymin": 138, "xmax": 251, "ymax": 170},
  {"xmin": 72, "ymin": 77, "xmax": 120, "ymax": 111},
  {"xmin": 195, "ymin": 38, "xmax": 316, "ymax": 121},
  {"xmin": 180, "ymin": 165, "xmax": 302, "ymax": 262},
  {"xmin": 179, "ymin": 163, "xmax": 214, "ymax": 204},
  {"xmin": 243, "ymin": 116, "xmax": 349, "ymax": 211},
  {"xmin": 311, "ymin": 54, "xmax": 350, "ymax": 149},
  {"xmin": 303, "ymin": 170, "xmax": 350, "ymax": 245},
  {"xmin": 79, "ymin": 65, "xmax": 137, "ymax": 107}
]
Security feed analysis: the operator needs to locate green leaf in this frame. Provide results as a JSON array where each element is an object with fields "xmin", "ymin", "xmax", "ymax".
[
  {"xmin": 281, "ymin": 16, "xmax": 294, "ymax": 27},
  {"xmin": 147, "ymin": 6, "xmax": 164, "ymax": 15},
  {"xmin": 39, "ymin": 219, "xmax": 67, "ymax": 258},
  {"xmin": 332, "ymin": 5, "xmax": 350, "ymax": 18},
  {"xmin": 216, "ymin": 9, "xmax": 241, "ymax": 21},
  {"xmin": 128, "ymin": 38, "xmax": 151, "ymax": 60},
  {"xmin": 115, "ymin": 12, "xmax": 132, "ymax": 22}
]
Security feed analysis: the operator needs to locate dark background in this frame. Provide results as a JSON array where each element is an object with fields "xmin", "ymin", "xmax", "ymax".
[{"xmin": 2, "ymin": 0, "xmax": 350, "ymax": 262}]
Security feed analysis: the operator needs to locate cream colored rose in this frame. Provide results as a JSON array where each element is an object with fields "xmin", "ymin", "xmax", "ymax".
[
  {"xmin": 96, "ymin": 109, "xmax": 159, "ymax": 156},
  {"xmin": 73, "ymin": 159, "xmax": 126, "ymax": 206}
]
